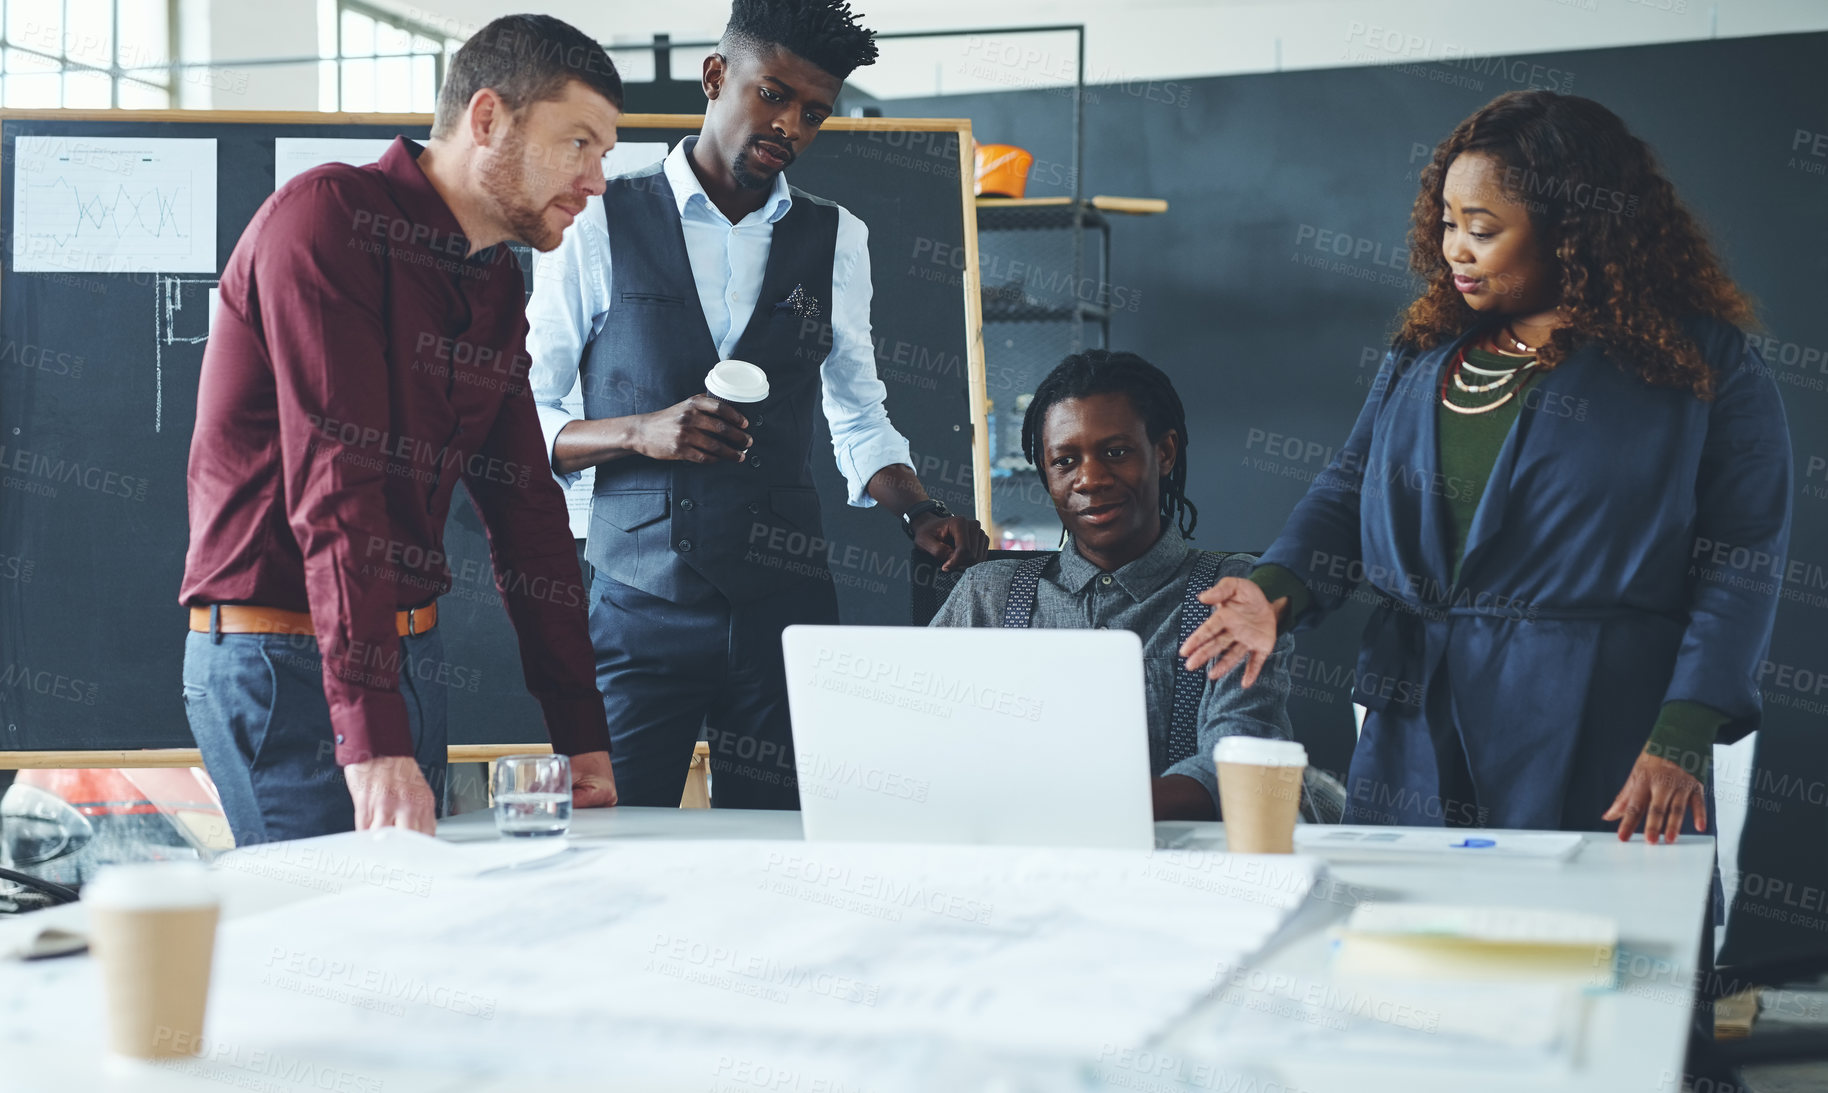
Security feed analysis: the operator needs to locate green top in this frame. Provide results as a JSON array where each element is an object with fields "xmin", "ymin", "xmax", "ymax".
[
  {"xmin": 1246, "ymin": 344, "xmax": 1725, "ymax": 777},
  {"xmin": 1440, "ymin": 346, "xmax": 1536, "ymax": 582}
]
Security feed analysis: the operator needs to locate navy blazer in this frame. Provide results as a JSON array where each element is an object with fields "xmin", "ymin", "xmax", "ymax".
[{"xmin": 1261, "ymin": 316, "xmax": 1792, "ymax": 827}]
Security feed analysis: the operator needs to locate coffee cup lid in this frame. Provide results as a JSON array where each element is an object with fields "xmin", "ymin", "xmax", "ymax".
[
  {"xmin": 705, "ymin": 360, "xmax": 769, "ymax": 403},
  {"xmin": 1214, "ymin": 736, "xmax": 1308, "ymax": 767},
  {"xmin": 84, "ymin": 862, "xmax": 217, "ymax": 910}
]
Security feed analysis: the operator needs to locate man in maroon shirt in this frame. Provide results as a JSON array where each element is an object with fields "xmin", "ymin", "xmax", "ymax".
[{"xmin": 180, "ymin": 15, "xmax": 622, "ymax": 843}]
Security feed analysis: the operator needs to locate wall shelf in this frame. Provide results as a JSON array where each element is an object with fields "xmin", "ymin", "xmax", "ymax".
[{"xmin": 974, "ymin": 196, "xmax": 1165, "ymax": 545}]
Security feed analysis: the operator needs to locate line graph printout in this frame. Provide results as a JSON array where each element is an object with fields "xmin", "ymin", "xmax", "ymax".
[{"xmin": 13, "ymin": 137, "xmax": 218, "ymax": 273}]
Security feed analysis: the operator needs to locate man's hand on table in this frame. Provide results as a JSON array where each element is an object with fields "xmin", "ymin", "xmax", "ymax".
[
  {"xmin": 345, "ymin": 755, "xmax": 437, "ymax": 835},
  {"xmin": 570, "ymin": 750, "xmax": 619, "ymax": 808}
]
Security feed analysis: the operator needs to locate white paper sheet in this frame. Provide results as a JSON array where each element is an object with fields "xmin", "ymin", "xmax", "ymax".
[
  {"xmin": 603, "ymin": 141, "xmax": 670, "ymax": 177},
  {"xmin": 1294, "ymin": 826, "xmax": 1585, "ymax": 862},
  {"xmin": 14, "ymin": 137, "xmax": 217, "ymax": 273},
  {"xmin": 2, "ymin": 834, "xmax": 1318, "ymax": 1088},
  {"xmin": 273, "ymin": 137, "xmax": 396, "ymax": 190},
  {"xmin": 1193, "ymin": 971, "xmax": 1584, "ymax": 1072},
  {"xmin": 209, "ymin": 826, "xmax": 573, "ymax": 898},
  {"xmin": 195, "ymin": 839, "xmax": 1316, "ymax": 1077}
]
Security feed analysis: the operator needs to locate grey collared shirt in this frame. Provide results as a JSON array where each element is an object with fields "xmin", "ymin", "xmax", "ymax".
[{"xmin": 928, "ymin": 531, "xmax": 1296, "ymax": 815}]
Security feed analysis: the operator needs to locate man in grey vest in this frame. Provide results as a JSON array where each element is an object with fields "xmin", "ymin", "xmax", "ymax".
[{"xmin": 526, "ymin": 0, "xmax": 988, "ymax": 808}]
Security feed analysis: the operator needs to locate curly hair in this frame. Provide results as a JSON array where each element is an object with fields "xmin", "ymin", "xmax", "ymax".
[
  {"xmin": 721, "ymin": 0, "xmax": 879, "ymax": 81},
  {"xmin": 1398, "ymin": 89, "xmax": 1754, "ymax": 399},
  {"xmin": 1021, "ymin": 349, "xmax": 1199, "ymax": 539}
]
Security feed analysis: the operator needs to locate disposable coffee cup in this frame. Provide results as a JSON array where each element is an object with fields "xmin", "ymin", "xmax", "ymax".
[
  {"xmin": 704, "ymin": 359, "xmax": 769, "ymax": 405},
  {"xmin": 85, "ymin": 862, "xmax": 219, "ymax": 1059},
  {"xmin": 1215, "ymin": 737, "xmax": 1307, "ymax": 854}
]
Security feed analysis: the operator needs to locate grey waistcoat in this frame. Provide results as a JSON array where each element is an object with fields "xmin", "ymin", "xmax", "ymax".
[{"xmin": 581, "ymin": 164, "xmax": 839, "ymax": 604}]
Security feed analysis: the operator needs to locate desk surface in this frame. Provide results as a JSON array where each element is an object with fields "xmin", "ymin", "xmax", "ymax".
[
  {"xmin": 438, "ymin": 801, "xmax": 806, "ymax": 842},
  {"xmin": 1165, "ymin": 825, "xmax": 1713, "ymax": 1093},
  {"xmin": 441, "ymin": 807, "xmax": 1715, "ymax": 1092},
  {"xmin": 4, "ymin": 808, "xmax": 1714, "ymax": 1093}
]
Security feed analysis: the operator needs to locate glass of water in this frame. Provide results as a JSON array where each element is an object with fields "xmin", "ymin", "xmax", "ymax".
[{"xmin": 493, "ymin": 753, "xmax": 572, "ymax": 838}]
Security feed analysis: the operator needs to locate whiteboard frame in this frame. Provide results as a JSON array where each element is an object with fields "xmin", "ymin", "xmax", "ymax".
[{"xmin": 0, "ymin": 109, "xmax": 988, "ymax": 769}]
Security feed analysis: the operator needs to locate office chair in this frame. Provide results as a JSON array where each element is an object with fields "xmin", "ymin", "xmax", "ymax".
[
  {"xmin": 1687, "ymin": 951, "xmax": 1828, "ymax": 1088},
  {"xmin": 0, "ymin": 769, "xmax": 82, "ymax": 908},
  {"xmin": 909, "ymin": 546, "xmax": 1032, "ymax": 627}
]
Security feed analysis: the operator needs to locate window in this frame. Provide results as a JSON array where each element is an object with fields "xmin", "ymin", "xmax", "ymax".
[
  {"xmin": 322, "ymin": 0, "xmax": 460, "ymax": 113},
  {"xmin": 1, "ymin": 0, "xmax": 173, "ymax": 109}
]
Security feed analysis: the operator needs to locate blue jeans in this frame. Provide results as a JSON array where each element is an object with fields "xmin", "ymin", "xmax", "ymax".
[{"xmin": 182, "ymin": 627, "xmax": 448, "ymax": 846}]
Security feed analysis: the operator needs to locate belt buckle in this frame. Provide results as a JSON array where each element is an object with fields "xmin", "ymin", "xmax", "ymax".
[{"xmin": 406, "ymin": 606, "xmax": 424, "ymax": 636}]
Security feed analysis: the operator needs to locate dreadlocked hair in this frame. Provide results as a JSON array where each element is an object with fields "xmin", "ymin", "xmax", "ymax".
[
  {"xmin": 720, "ymin": 0, "xmax": 879, "ymax": 81},
  {"xmin": 1021, "ymin": 350, "xmax": 1199, "ymax": 540}
]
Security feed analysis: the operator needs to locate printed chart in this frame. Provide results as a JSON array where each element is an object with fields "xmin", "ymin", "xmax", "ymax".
[{"xmin": 13, "ymin": 137, "xmax": 218, "ymax": 273}]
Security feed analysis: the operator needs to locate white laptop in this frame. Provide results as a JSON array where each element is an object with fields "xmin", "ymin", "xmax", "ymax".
[{"xmin": 782, "ymin": 625, "xmax": 1155, "ymax": 850}]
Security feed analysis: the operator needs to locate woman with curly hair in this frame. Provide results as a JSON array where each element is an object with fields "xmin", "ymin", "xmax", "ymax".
[{"xmin": 1181, "ymin": 89, "xmax": 1792, "ymax": 842}]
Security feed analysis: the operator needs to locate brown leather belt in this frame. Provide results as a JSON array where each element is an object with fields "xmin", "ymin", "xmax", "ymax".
[{"xmin": 189, "ymin": 602, "xmax": 438, "ymax": 637}]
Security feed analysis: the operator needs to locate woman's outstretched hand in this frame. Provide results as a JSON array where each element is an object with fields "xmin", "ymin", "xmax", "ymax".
[
  {"xmin": 1179, "ymin": 577, "xmax": 1285, "ymax": 688},
  {"xmin": 1602, "ymin": 750, "xmax": 1706, "ymax": 844}
]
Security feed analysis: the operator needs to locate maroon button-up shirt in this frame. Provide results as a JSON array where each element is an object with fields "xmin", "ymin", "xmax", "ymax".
[{"xmin": 181, "ymin": 137, "xmax": 609, "ymax": 765}]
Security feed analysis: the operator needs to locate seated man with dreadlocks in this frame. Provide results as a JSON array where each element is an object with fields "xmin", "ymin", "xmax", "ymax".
[{"xmin": 931, "ymin": 351, "xmax": 1343, "ymax": 823}]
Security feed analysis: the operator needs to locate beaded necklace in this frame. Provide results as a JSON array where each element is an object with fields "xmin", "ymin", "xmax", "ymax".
[{"xmin": 1441, "ymin": 328, "xmax": 1538, "ymax": 415}]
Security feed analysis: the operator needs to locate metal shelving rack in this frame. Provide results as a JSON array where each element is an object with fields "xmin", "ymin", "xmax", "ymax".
[
  {"xmin": 976, "ymin": 196, "xmax": 1165, "ymax": 548},
  {"xmin": 978, "ymin": 201, "xmax": 1113, "ymax": 332}
]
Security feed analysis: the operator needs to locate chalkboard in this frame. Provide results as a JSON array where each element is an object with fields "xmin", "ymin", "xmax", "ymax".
[{"xmin": 0, "ymin": 111, "xmax": 987, "ymax": 754}]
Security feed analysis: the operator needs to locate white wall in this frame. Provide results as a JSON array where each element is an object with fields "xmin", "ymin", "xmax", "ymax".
[{"xmin": 184, "ymin": 0, "xmax": 1828, "ymax": 111}]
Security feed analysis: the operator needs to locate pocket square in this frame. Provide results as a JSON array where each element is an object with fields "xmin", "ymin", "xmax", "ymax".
[{"xmin": 776, "ymin": 283, "xmax": 823, "ymax": 320}]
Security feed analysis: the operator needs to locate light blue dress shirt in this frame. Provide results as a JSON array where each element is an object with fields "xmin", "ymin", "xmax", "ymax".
[{"xmin": 525, "ymin": 136, "xmax": 912, "ymax": 507}]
